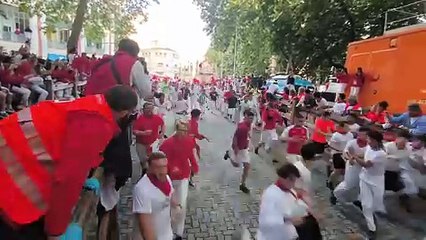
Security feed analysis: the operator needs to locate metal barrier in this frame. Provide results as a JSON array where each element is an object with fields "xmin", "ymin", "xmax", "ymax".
[
  {"xmin": 70, "ymin": 167, "xmax": 120, "ymax": 240},
  {"xmin": 384, "ymin": 0, "xmax": 426, "ymax": 33}
]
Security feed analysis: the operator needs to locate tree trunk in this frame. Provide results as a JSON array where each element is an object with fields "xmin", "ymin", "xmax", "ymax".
[{"xmin": 67, "ymin": 0, "xmax": 88, "ymax": 54}]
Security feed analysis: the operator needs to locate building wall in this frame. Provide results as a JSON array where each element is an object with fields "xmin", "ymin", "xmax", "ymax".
[
  {"xmin": 0, "ymin": 3, "xmax": 110, "ymax": 59},
  {"xmin": 141, "ymin": 47, "xmax": 179, "ymax": 77}
]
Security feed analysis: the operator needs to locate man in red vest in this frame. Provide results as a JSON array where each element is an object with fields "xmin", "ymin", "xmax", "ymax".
[
  {"xmin": 0, "ymin": 85, "xmax": 138, "ymax": 240},
  {"xmin": 85, "ymin": 38, "xmax": 151, "ymax": 99},
  {"xmin": 85, "ymin": 38, "xmax": 152, "ymax": 239}
]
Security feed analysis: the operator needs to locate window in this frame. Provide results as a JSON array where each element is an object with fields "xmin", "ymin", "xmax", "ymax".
[
  {"xmin": 157, "ymin": 63, "xmax": 164, "ymax": 67},
  {"xmin": 2, "ymin": 26, "xmax": 12, "ymax": 41},
  {"xmin": 59, "ymin": 30, "xmax": 70, "ymax": 43},
  {"xmin": 95, "ymin": 43, "xmax": 102, "ymax": 49},
  {"xmin": 14, "ymin": 12, "xmax": 29, "ymax": 33}
]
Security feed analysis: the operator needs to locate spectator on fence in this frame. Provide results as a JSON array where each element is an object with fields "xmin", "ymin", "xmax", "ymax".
[
  {"xmin": 314, "ymin": 92, "xmax": 328, "ymax": 109},
  {"xmin": 332, "ymin": 93, "xmax": 347, "ymax": 115},
  {"xmin": 344, "ymin": 96, "xmax": 362, "ymax": 115},
  {"xmin": 5, "ymin": 62, "xmax": 31, "ymax": 108},
  {"xmin": 71, "ymin": 52, "xmax": 91, "ymax": 78},
  {"xmin": 16, "ymin": 55, "xmax": 48, "ymax": 103},
  {"xmin": 388, "ymin": 103, "xmax": 426, "ymax": 136},
  {"xmin": 364, "ymin": 101, "xmax": 389, "ymax": 125}
]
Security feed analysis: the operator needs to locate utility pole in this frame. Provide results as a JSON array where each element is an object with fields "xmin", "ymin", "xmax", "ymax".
[{"xmin": 232, "ymin": 24, "xmax": 238, "ymax": 78}]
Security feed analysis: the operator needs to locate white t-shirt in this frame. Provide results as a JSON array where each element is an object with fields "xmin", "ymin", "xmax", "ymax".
[
  {"xmin": 332, "ymin": 102, "xmax": 347, "ymax": 115},
  {"xmin": 360, "ymin": 146, "xmax": 387, "ymax": 185},
  {"xmin": 348, "ymin": 123, "xmax": 360, "ymax": 133},
  {"xmin": 329, "ymin": 132, "xmax": 354, "ymax": 154},
  {"xmin": 174, "ymin": 100, "xmax": 188, "ymax": 113},
  {"xmin": 257, "ymin": 185, "xmax": 307, "ymax": 240},
  {"xmin": 133, "ymin": 175, "xmax": 174, "ymax": 240},
  {"xmin": 384, "ymin": 142, "xmax": 411, "ymax": 171},
  {"xmin": 154, "ymin": 98, "xmax": 168, "ymax": 117},
  {"xmin": 267, "ymin": 84, "xmax": 279, "ymax": 94},
  {"xmin": 316, "ymin": 98, "xmax": 328, "ymax": 108},
  {"xmin": 343, "ymin": 139, "xmax": 367, "ymax": 184}
]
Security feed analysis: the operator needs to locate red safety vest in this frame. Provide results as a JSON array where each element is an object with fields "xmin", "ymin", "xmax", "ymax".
[
  {"xmin": 0, "ymin": 95, "xmax": 114, "ymax": 224},
  {"xmin": 85, "ymin": 51, "xmax": 137, "ymax": 95}
]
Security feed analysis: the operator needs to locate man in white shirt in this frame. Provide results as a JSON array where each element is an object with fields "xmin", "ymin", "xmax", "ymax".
[
  {"xmin": 133, "ymin": 152, "xmax": 176, "ymax": 240},
  {"xmin": 327, "ymin": 122, "xmax": 354, "ymax": 204},
  {"xmin": 257, "ymin": 163, "xmax": 321, "ymax": 240},
  {"xmin": 383, "ymin": 131, "xmax": 410, "ymax": 195},
  {"xmin": 332, "ymin": 93, "xmax": 347, "ymax": 115},
  {"xmin": 396, "ymin": 131, "xmax": 424, "ymax": 212},
  {"xmin": 334, "ymin": 127, "xmax": 369, "ymax": 207},
  {"xmin": 354, "ymin": 131, "xmax": 387, "ymax": 240},
  {"xmin": 267, "ymin": 80, "xmax": 279, "ymax": 94},
  {"xmin": 174, "ymin": 93, "xmax": 189, "ymax": 121},
  {"xmin": 313, "ymin": 92, "xmax": 328, "ymax": 109}
]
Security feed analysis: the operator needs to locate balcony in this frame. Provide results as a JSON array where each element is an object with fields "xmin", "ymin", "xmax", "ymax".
[
  {"xmin": 0, "ymin": 32, "xmax": 27, "ymax": 42},
  {"xmin": 47, "ymin": 40, "xmax": 67, "ymax": 49}
]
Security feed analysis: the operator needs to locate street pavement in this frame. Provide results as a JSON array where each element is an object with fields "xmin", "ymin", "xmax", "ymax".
[{"xmin": 115, "ymin": 109, "xmax": 426, "ymax": 240}]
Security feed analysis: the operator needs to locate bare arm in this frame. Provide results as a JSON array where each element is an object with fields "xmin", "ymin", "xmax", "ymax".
[{"xmin": 136, "ymin": 213, "xmax": 156, "ymax": 240}]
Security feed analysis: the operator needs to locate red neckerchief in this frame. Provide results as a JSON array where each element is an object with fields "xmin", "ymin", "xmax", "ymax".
[
  {"xmin": 147, "ymin": 174, "xmax": 172, "ymax": 196},
  {"xmin": 357, "ymin": 139, "xmax": 368, "ymax": 148},
  {"xmin": 275, "ymin": 180, "xmax": 302, "ymax": 199},
  {"xmin": 336, "ymin": 130, "xmax": 348, "ymax": 135}
]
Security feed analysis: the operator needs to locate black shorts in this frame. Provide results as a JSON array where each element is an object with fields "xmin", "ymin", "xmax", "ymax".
[
  {"xmin": 332, "ymin": 153, "xmax": 345, "ymax": 169},
  {"xmin": 312, "ymin": 141, "xmax": 327, "ymax": 154},
  {"xmin": 385, "ymin": 171, "xmax": 405, "ymax": 192}
]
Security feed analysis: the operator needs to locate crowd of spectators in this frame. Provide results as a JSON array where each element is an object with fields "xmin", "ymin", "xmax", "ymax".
[{"xmin": 0, "ymin": 45, "xmax": 99, "ymax": 119}]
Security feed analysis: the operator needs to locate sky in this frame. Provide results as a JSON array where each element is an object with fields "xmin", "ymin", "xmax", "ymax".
[{"xmin": 131, "ymin": 0, "xmax": 211, "ymax": 63}]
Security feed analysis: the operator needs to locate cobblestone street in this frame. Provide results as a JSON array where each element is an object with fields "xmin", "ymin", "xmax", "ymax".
[{"xmin": 117, "ymin": 110, "xmax": 426, "ymax": 240}]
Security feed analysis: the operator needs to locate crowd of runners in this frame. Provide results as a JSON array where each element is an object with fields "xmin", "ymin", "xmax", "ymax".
[{"xmin": 132, "ymin": 77, "xmax": 425, "ymax": 240}]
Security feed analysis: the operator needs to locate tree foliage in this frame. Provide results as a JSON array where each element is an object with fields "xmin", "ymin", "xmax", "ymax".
[
  {"xmin": 195, "ymin": 0, "xmax": 422, "ymax": 79},
  {"xmin": 19, "ymin": 0, "xmax": 158, "ymax": 52}
]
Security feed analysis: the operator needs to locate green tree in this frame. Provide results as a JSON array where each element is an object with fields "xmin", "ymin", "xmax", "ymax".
[
  {"xmin": 196, "ymin": 0, "xmax": 422, "ymax": 79},
  {"xmin": 19, "ymin": 0, "xmax": 158, "ymax": 53}
]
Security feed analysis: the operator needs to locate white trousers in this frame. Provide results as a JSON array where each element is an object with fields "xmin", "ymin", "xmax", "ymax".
[
  {"xmin": 334, "ymin": 162, "xmax": 361, "ymax": 202},
  {"xmin": 11, "ymin": 86, "xmax": 31, "ymax": 106},
  {"xmin": 359, "ymin": 179, "xmax": 385, "ymax": 231},
  {"xmin": 401, "ymin": 170, "xmax": 420, "ymax": 195},
  {"xmin": 208, "ymin": 99, "xmax": 217, "ymax": 111},
  {"xmin": 171, "ymin": 179, "xmax": 189, "ymax": 236},
  {"xmin": 260, "ymin": 129, "xmax": 278, "ymax": 151},
  {"xmin": 190, "ymin": 96, "xmax": 199, "ymax": 110},
  {"xmin": 350, "ymin": 87, "xmax": 360, "ymax": 97}
]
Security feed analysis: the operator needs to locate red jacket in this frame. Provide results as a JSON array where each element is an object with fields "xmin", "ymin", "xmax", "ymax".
[
  {"xmin": 16, "ymin": 61, "xmax": 34, "ymax": 77},
  {"xmin": 51, "ymin": 68, "xmax": 75, "ymax": 83},
  {"xmin": 71, "ymin": 56, "xmax": 91, "ymax": 75},
  {"xmin": 0, "ymin": 95, "xmax": 118, "ymax": 235},
  {"xmin": 85, "ymin": 51, "xmax": 136, "ymax": 95},
  {"xmin": 262, "ymin": 108, "xmax": 283, "ymax": 130},
  {"xmin": 189, "ymin": 118, "xmax": 203, "ymax": 140},
  {"xmin": 2, "ymin": 69, "xmax": 25, "ymax": 85},
  {"xmin": 233, "ymin": 121, "xmax": 251, "ymax": 150},
  {"xmin": 287, "ymin": 125, "xmax": 308, "ymax": 155},
  {"xmin": 159, "ymin": 135, "xmax": 198, "ymax": 180}
]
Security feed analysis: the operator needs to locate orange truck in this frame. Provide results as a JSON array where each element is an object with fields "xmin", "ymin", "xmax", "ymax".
[{"xmin": 345, "ymin": 24, "xmax": 426, "ymax": 114}]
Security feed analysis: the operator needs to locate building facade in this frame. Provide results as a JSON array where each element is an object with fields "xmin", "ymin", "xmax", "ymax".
[
  {"xmin": 0, "ymin": 1, "xmax": 113, "ymax": 60},
  {"xmin": 140, "ymin": 41, "xmax": 179, "ymax": 77}
]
